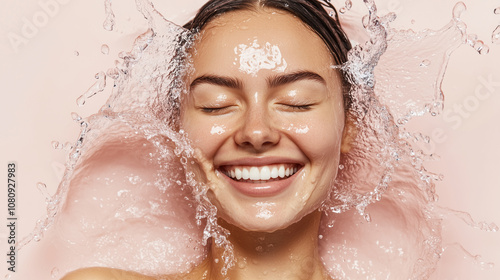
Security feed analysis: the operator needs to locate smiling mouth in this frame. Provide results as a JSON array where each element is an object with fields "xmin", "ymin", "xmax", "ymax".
[{"xmin": 220, "ymin": 164, "xmax": 301, "ymax": 183}]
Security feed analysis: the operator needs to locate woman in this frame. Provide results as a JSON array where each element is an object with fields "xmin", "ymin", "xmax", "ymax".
[{"xmin": 61, "ymin": 0, "xmax": 359, "ymax": 279}]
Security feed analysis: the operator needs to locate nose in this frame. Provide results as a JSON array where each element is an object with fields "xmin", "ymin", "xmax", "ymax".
[{"xmin": 234, "ymin": 108, "xmax": 280, "ymax": 151}]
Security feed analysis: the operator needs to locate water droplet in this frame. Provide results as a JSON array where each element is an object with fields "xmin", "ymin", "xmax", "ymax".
[
  {"xmin": 106, "ymin": 67, "xmax": 119, "ymax": 79},
  {"xmin": 101, "ymin": 44, "xmax": 110, "ymax": 55},
  {"xmin": 362, "ymin": 15, "xmax": 370, "ymax": 28},
  {"xmin": 51, "ymin": 267, "xmax": 59, "ymax": 278},
  {"xmin": 364, "ymin": 213, "xmax": 372, "ymax": 222},
  {"xmin": 63, "ymin": 142, "xmax": 73, "ymax": 151},
  {"xmin": 103, "ymin": 0, "xmax": 115, "ymax": 31},
  {"xmin": 492, "ymin": 25, "xmax": 500, "ymax": 44},
  {"xmin": 329, "ymin": 11, "xmax": 335, "ymax": 17},
  {"xmin": 51, "ymin": 141, "xmax": 60, "ymax": 149},
  {"xmin": 339, "ymin": 7, "xmax": 346, "ymax": 14},
  {"xmin": 420, "ymin": 59, "xmax": 431, "ymax": 67},
  {"xmin": 255, "ymin": 245, "xmax": 263, "ymax": 252},
  {"xmin": 474, "ymin": 40, "xmax": 489, "ymax": 55},
  {"xmin": 77, "ymin": 72, "xmax": 107, "ymax": 107},
  {"xmin": 74, "ymin": 51, "xmax": 79, "ymax": 56},
  {"xmin": 345, "ymin": 0, "xmax": 352, "ymax": 10},
  {"xmin": 318, "ymin": 234, "xmax": 323, "ymax": 240},
  {"xmin": 338, "ymin": 164, "xmax": 344, "ymax": 170},
  {"xmin": 71, "ymin": 112, "xmax": 82, "ymax": 122},
  {"xmin": 37, "ymin": 182, "xmax": 52, "ymax": 201},
  {"xmin": 494, "ymin": 7, "xmax": 500, "ymax": 15},
  {"xmin": 452, "ymin": 2, "xmax": 467, "ymax": 19}
]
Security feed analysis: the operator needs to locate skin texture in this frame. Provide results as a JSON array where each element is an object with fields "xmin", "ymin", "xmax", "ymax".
[{"xmin": 61, "ymin": 6, "xmax": 350, "ymax": 280}]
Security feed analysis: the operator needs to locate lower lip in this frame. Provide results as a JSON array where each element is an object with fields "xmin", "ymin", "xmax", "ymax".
[{"xmin": 220, "ymin": 170, "xmax": 300, "ymax": 197}]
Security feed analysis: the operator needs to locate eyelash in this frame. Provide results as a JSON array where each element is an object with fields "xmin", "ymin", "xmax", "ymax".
[
  {"xmin": 280, "ymin": 103, "xmax": 314, "ymax": 112},
  {"xmin": 200, "ymin": 106, "xmax": 231, "ymax": 113},
  {"xmin": 288, "ymin": 104, "xmax": 312, "ymax": 111},
  {"xmin": 199, "ymin": 104, "xmax": 314, "ymax": 114}
]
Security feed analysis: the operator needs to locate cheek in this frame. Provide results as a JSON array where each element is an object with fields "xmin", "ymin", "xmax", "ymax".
[
  {"xmin": 181, "ymin": 113, "xmax": 231, "ymax": 158},
  {"xmin": 281, "ymin": 112, "xmax": 344, "ymax": 163}
]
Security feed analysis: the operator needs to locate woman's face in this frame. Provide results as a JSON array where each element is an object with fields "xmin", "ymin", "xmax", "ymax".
[{"xmin": 181, "ymin": 8, "xmax": 347, "ymax": 232}]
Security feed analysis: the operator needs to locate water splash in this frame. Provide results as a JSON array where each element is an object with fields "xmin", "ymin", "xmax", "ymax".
[
  {"xmin": 103, "ymin": 0, "xmax": 115, "ymax": 31},
  {"xmin": 18, "ymin": 0, "xmax": 497, "ymax": 279},
  {"xmin": 76, "ymin": 72, "xmax": 106, "ymax": 106}
]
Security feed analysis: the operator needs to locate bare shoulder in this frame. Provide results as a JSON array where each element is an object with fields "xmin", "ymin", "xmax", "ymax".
[{"xmin": 60, "ymin": 267, "xmax": 154, "ymax": 280}]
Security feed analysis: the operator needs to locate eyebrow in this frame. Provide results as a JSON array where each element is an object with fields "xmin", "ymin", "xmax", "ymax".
[
  {"xmin": 190, "ymin": 75, "xmax": 243, "ymax": 90},
  {"xmin": 267, "ymin": 71, "xmax": 326, "ymax": 88},
  {"xmin": 189, "ymin": 70, "xmax": 326, "ymax": 90}
]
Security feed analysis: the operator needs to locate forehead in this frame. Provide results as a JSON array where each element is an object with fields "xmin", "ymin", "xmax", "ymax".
[{"xmin": 191, "ymin": 9, "xmax": 335, "ymax": 75}]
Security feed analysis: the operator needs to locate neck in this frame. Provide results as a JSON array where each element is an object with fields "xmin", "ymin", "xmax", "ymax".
[{"xmin": 203, "ymin": 210, "xmax": 332, "ymax": 280}]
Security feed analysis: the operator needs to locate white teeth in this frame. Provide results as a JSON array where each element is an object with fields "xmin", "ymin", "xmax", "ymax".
[
  {"xmin": 250, "ymin": 167, "xmax": 260, "ymax": 180},
  {"xmin": 271, "ymin": 167, "xmax": 279, "ymax": 179},
  {"xmin": 242, "ymin": 168, "xmax": 250, "ymax": 180},
  {"xmin": 224, "ymin": 164, "xmax": 299, "ymax": 181},
  {"xmin": 278, "ymin": 166, "xmax": 285, "ymax": 177},
  {"xmin": 261, "ymin": 166, "xmax": 271, "ymax": 180}
]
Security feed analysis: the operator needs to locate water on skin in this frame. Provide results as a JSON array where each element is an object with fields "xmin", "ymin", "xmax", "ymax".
[{"xmin": 15, "ymin": 0, "xmax": 497, "ymax": 279}]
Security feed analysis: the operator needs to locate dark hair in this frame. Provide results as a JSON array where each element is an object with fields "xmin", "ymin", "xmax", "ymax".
[{"xmin": 183, "ymin": 0, "xmax": 352, "ymax": 108}]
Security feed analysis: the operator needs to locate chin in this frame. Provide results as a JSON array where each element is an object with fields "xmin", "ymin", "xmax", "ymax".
[{"xmin": 219, "ymin": 205, "xmax": 315, "ymax": 233}]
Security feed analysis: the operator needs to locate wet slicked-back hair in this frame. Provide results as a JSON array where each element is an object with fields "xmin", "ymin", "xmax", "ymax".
[
  {"xmin": 184, "ymin": 0, "xmax": 351, "ymax": 65},
  {"xmin": 184, "ymin": 0, "xmax": 352, "ymax": 107}
]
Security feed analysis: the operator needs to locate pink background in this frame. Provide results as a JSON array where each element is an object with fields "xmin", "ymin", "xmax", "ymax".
[{"xmin": 1, "ymin": 0, "xmax": 499, "ymax": 279}]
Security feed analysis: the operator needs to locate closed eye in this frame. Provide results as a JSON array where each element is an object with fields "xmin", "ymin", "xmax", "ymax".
[
  {"xmin": 200, "ymin": 106, "xmax": 233, "ymax": 114},
  {"xmin": 278, "ymin": 103, "xmax": 315, "ymax": 112}
]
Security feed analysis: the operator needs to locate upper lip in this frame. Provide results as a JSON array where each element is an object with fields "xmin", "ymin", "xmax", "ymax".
[{"xmin": 215, "ymin": 156, "xmax": 305, "ymax": 168}]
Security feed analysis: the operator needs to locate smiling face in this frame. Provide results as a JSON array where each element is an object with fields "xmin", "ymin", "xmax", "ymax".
[{"xmin": 180, "ymin": 8, "xmax": 347, "ymax": 232}]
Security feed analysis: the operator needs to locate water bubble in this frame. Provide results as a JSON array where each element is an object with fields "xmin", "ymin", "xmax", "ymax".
[
  {"xmin": 329, "ymin": 11, "xmax": 335, "ymax": 17},
  {"xmin": 494, "ymin": 7, "xmax": 500, "ymax": 15},
  {"xmin": 452, "ymin": 2, "xmax": 467, "ymax": 19},
  {"xmin": 255, "ymin": 245, "xmax": 264, "ymax": 252},
  {"xmin": 492, "ymin": 25, "xmax": 500, "ymax": 44},
  {"xmin": 74, "ymin": 51, "xmax": 79, "ymax": 56},
  {"xmin": 101, "ymin": 44, "xmax": 110, "ymax": 55},
  {"xmin": 339, "ymin": 7, "xmax": 347, "ymax": 14}
]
